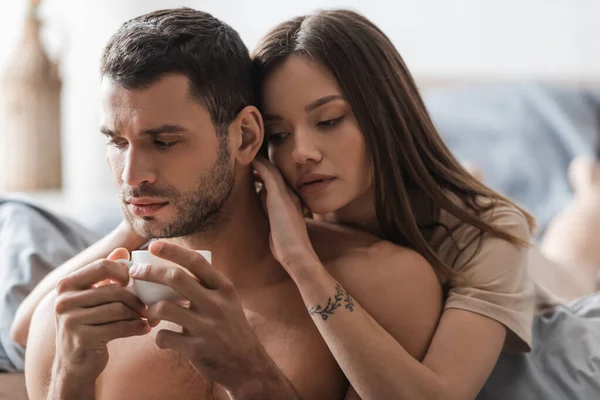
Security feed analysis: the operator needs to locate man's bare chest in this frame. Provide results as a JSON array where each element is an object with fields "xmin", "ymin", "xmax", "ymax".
[{"xmin": 97, "ymin": 297, "xmax": 347, "ymax": 400}]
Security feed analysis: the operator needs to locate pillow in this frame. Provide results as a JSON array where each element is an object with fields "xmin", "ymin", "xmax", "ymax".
[{"xmin": 0, "ymin": 199, "xmax": 100, "ymax": 371}]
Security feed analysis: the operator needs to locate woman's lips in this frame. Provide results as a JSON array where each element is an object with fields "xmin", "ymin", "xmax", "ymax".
[{"xmin": 299, "ymin": 178, "xmax": 336, "ymax": 196}]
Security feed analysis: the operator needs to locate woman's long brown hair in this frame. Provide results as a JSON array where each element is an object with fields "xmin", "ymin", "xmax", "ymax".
[{"xmin": 252, "ymin": 9, "xmax": 535, "ymax": 282}]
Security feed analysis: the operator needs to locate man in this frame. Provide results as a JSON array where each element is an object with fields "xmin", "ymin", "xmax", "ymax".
[{"xmin": 20, "ymin": 8, "xmax": 441, "ymax": 399}]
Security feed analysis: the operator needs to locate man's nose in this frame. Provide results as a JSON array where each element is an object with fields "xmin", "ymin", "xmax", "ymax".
[
  {"xmin": 291, "ymin": 130, "xmax": 322, "ymax": 165},
  {"xmin": 121, "ymin": 147, "xmax": 157, "ymax": 187}
]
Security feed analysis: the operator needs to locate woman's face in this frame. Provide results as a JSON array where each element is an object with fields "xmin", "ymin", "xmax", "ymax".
[{"xmin": 261, "ymin": 55, "xmax": 372, "ymax": 215}]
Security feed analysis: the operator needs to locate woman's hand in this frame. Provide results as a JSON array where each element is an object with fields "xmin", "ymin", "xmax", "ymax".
[{"xmin": 252, "ymin": 157, "xmax": 321, "ymax": 278}]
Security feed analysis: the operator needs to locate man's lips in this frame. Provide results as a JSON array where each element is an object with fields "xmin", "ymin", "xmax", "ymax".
[{"xmin": 126, "ymin": 199, "xmax": 169, "ymax": 217}]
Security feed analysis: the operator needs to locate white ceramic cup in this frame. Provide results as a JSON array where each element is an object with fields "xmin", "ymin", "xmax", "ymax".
[{"xmin": 116, "ymin": 250, "xmax": 212, "ymax": 305}]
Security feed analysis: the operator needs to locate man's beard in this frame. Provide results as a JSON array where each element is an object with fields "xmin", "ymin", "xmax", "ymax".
[{"xmin": 121, "ymin": 136, "xmax": 234, "ymax": 239}]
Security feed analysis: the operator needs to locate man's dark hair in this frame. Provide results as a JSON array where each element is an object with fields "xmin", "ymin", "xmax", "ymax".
[{"xmin": 100, "ymin": 8, "xmax": 254, "ymax": 133}]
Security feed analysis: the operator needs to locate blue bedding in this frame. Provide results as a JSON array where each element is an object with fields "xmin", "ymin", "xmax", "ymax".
[{"xmin": 424, "ymin": 82, "xmax": 600, "ymax": 237}]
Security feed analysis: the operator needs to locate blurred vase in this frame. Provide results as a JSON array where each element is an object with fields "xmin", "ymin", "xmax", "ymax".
[{"xmin": 0, "ymin": 1, "xmax": 62, "ymax": 192}]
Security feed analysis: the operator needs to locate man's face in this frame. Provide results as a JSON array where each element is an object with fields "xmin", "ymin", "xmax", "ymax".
[{"xmin": 100, "ymin": 74, "xmax": 234, "ymax": 239}]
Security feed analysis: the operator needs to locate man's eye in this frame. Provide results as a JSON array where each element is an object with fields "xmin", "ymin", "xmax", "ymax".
[
  {"xmin": 154, "ymin": 140, "xmax": 179, "ymax": 149},
  {"xmin": 107, "ymin": 139, "xmax": 128, "ymax": 149}
]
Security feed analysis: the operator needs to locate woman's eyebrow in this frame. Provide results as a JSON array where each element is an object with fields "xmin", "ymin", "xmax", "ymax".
[
  {"xmin": 263, "ymin": 94, "xmax": 344, "ymax": 121},
  {"xmin": 304, "ymin": 95, "xmax": 344, "ymax": 112}
]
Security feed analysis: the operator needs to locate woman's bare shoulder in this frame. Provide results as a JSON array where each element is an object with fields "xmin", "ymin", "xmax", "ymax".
[
  {"xmin": 306, "ymin": 219, "xmax": 381, "ymax": 263},
  {"xmin": 306, "ymin": 219, "xmax": 434, "ymax": 280}
]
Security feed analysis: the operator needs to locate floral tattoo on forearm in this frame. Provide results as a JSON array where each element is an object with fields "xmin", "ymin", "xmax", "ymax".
[{"xmin": 308, "ymin": 283, "xmax": 354, "ymax": 320}]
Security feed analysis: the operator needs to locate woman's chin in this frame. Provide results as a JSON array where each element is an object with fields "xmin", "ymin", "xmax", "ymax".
[{"xmin": 304, "ymin": 198, "xmax": 345, "ymax": 217}]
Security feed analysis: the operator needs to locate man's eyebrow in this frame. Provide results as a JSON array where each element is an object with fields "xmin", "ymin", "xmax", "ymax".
[
  {"xmin": 263, "ymin": 95, "xmax": 345, "ymax": 122},
  {"xmin": 100, "ymin": 126, "xmax": 117, "ymax": 137},
  {"xmin": 99, "ymin": 125, "xmax": 187, "ymax": 137},
  {"xmin": 140, "ymin": 125, "xmax": 187, "ymax": 136}
]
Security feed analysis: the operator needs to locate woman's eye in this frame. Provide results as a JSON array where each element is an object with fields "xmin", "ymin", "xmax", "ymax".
[
  {"xmin": 154, "ymin": 140, "xmax": 179, "ymax": 149},
  {"xmin": 317, "ymin": 116, "xmax": 344, "ymax": 128}
]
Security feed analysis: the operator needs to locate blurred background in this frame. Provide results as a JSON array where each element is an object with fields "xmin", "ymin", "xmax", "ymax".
[{"xmin": 1, "ymin": 0, "xmax": 599, "ymax": 235}]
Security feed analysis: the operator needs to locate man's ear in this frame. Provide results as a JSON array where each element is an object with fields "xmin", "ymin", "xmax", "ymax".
[{"xmin": 230, "ymin": 106, "xmax": 264, "ymax": 166}]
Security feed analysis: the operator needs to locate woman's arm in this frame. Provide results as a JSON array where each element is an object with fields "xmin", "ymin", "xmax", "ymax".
[
  {"xmin": 253, "ymin": 158, "xmax": 515, "ymax": 400},
  {"xmin": 293, "ymin": 246, "xmax": 505, "ymax": 400},
  {"xmin": 10, "ymin": 221, "xmax": 145, "ymax": 346}
]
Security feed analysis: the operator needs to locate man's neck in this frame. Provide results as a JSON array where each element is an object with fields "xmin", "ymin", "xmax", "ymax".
[{"xmin": 166, "ymin": 180, "xmax": 286, "ymax": 290}]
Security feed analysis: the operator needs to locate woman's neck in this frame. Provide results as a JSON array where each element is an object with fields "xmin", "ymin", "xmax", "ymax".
[
  {"xmin": 320, "ymin": 186, "xmax": 382, "ymax": 237},
  {"xmin": 318, "ymin": 185, "xmax": 436, "ymax": 241}
]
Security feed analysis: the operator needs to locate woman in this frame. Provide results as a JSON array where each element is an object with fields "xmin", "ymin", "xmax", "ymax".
[{"xmin": 250, "ymin": 9, "xmax": 537, "ymax": 399}]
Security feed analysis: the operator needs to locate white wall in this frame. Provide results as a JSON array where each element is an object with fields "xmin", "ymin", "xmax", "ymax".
[{"xmin": 1, "ymin": 0, "xmax": 599, "ymax": 203}]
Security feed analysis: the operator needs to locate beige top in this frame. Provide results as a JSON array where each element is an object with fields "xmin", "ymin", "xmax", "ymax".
[{"xmin": 431, "ymin": 200, "xmax": 535, "ymax": 352}]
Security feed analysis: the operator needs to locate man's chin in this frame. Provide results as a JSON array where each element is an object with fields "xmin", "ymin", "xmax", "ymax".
[
  {"xmin": 127, "ymin": 213, "xmax": 175, "ymax": 240},
  {"xmin": 130, "ymin": 219, "xmax": 163, "ymax": 240}
]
